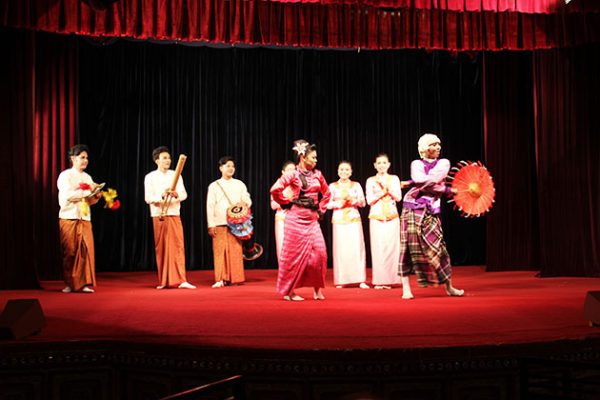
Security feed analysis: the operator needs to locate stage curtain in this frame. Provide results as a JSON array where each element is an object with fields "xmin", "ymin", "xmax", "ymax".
[
  {"xmin": 0, "ymin": 29, "xmax": 78, "ymax": 285},
  {"xmin": 1, "ymin": 0, "xmax": 599, "ymax": 50},
  {"xmin": 483, "ymin": 51, "xmax": 539, "ymax": 271},
  {"xmin": 266, "ymin": 0, "xmax": 600, "ymax": 14},
  {"xmin": 32, "ymin": 33, "xmax": 79, "ymax": 281},
  {"xmin": 74, "ymin": 38, "xmax": 483, "ymax": 272},
  {"xmin": 484, "ymin": 46, "xmax": 600, "ymax": 276},
  {"xmin": 533, "ymin": 45, "xmax": 600, "ymax": 277},
  {"xmin": 0, "ymin": 29, "xmax": 39, "ymax": 289}
]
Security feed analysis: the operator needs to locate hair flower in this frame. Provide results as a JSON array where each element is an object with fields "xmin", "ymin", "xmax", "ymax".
[{"xmin": 292, "ymin": 142, "xmax": 309, "ymax": 156}]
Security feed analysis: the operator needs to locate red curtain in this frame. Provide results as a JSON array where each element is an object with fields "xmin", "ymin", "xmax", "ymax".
[
  {"xmin": 0, "ymin": 29, "xmax": 39, "ymax": 289},
  {"xmin": 533, "ymin": 45, "xmax": 600, "ymax": 277},
  {"xmin": 267, "ymin": 0, "xmax": 600, "ymax": 14},
  {"xmin": 1, "ymin": 0, "xmax": 599, "ymax": 50},
  {"xmin": 33, "ymin": 32, "xmax": 79, "ymax": 281},
  {"xmin": 484, "ymin": 51, "xmax": 540, "ymax": 271},
  {"xmin": 484, "ymin": 45, "xmax": 600, "ymax": 276},
  {"xmin": 0, "ymin": 29, "xmax": 78, "ymax": 287}
]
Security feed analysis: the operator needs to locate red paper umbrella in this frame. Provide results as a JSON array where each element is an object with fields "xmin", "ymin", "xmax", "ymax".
[{"xmin": 448, "ymin": 161, "xmax": 495, "ymax": 218}]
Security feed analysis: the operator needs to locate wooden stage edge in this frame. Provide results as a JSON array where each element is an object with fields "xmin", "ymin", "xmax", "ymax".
[{"xmin": 1, "ymin": 337, "xmax": 600, "ymax": 400}]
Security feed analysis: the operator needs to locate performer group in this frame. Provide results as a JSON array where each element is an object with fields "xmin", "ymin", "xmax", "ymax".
[{"xmin": 57, "ymin": 134, "xmax": 464, "ymax": 300}]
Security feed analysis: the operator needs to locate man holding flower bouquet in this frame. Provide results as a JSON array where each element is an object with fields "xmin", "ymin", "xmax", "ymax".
[{"xmin": 57, "ymin": 144, "xmax": 101, "ymax": 293}]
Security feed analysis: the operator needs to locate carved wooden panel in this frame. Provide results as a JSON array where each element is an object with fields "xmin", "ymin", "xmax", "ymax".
[
  {"xmin": 312, "ymin": 382, "xmax": 375, "ymax": 400},
  {"xmin": 0, "ymin": 374, "xmax": 43, "ymax": 400},
  {"xmin": 450, "ymin": 377, "xmax": 513, "ymax": 400},
  {"xmin": 51, "ymin": 370, "xmax": 112, "ymax": 400},
  {"xmin": 383, "ymin": 380, "xmax": 444, "ymax": 400},
  {"xmin": 245, "ymin": 382, "xmax": 305, "ymax": 400},
  {"xmin": 122, "ymin": 370, "xmax": 172, "ymax": 400}
]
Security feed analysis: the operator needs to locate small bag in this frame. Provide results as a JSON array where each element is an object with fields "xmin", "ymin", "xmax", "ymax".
[
  {"xmin": 226, "ymin": 204, "xmax": 254, "ymax": 240},
  {"xmin": 217, "ymin": 182, "xmax": 254, "ymax": 240}
]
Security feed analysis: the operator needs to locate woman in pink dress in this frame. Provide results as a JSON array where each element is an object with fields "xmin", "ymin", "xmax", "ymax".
[
  {"xmin": 270, "ymin": 140, "xmax": 331, "ymax": 301},
  {"xmin": 327, "ymin": 161, "xmax": 369, "ymax": 289},
  {"xmin": 270, "ymin": 161, "xmax": 296, "ymax": 262}
]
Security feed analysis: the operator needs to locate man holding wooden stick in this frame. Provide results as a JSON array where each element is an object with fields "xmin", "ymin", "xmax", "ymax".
[{"xmin": 144, "ymin": 146, "xmax": 196, "ymax": 290}]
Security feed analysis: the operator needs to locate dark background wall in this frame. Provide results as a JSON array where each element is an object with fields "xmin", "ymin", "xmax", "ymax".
[{"xmin": 77, "ymin": 39, "xmax": 484, "ymax": 273}]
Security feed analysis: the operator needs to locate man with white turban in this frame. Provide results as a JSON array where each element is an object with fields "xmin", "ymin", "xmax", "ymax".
[{"xmin": 398, "ymin": 134, "xmax": 464, "ymax": 299}]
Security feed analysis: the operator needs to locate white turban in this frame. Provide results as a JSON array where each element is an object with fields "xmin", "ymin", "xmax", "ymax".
[{"xmin": 418, "ymin": 133, "xmax": 441, "ymax": 159}]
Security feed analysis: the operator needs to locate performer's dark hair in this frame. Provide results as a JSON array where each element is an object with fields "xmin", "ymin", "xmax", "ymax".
[
  {"xmin": 152, "ymin": 146, "xmax": 170, "ymax": 161},
  {"xmin": 219, "ymin": 156, "xmax": 235, "ymax": 167},
  {"xmin": 281, "ymin": 160, "xmax": 295, "ymax": 170},
  {"xmin": 338, "ymin": 160, "xmax": 353, "ymax": 168},
  {"xmin": 292, "ymin": 139, "xmax": 317, "ymax": 162},
  {"xmin": 374, "ymin": 153, "xmax": 389, "ymax": 162},
  {"xmin": 69, "ymin": 144, "xmax": 89, "ymax": 157}
]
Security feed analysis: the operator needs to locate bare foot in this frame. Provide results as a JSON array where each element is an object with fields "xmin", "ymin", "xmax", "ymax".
[
  {"xmin": 313, "ymin": 288, "xmax": 325, "ymax": 300},
  {"xmin": 446, "ymin": 287, "xmax": 465, "ymax": 297},
  {"xmin": 283, "ymin": 293, "xmax": 305, "ymax": 301}
]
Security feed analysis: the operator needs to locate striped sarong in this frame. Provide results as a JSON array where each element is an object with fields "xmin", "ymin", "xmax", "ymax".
[
  {"xmin": 276, "ymin": 205, "xmax": 327, "ymax": 296},
  {"xmin": 398, "ymin": 207, "xmax": 452, "ymax": 285}
]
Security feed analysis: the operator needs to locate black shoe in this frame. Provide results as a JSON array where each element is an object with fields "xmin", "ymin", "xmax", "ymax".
[{"xmin": 243, "ymin": 243, "xmax": 263, "ymax": 261}]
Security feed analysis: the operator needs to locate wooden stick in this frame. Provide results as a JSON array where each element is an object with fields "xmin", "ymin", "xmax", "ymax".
[
  {"xmin": 168, "ymin": 154, "xmax": 187, "ymax": 192},
  {"xmin": 160, "ymin": 154, "xmax": 187, "ymax": 220}
]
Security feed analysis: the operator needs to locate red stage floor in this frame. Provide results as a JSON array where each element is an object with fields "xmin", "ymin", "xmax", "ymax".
[{"xmin": 1, "ymin": 267, "xmax": 599, "ymax": 350}]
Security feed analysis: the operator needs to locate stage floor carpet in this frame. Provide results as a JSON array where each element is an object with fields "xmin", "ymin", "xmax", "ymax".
[{"xmin": 1, "ymin": 266, "xmax": 599, "ymax": 350}]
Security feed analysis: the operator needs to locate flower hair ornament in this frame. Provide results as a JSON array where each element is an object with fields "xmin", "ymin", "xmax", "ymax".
[{"xmin": 292, "ymin": 141, "xmax": 309, "ymax": 157}]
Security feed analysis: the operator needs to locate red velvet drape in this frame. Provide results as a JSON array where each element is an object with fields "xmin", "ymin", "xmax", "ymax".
[
  {"xmin": 0, "ymin": 29, "xmax": 78, "ymax": 288},
  {"xmin": 533, "ymin": 45, "xmax": 600, "ymax": 277},
  {"xmin": 484, "ymin": 51, "xmax": 539, "ymax": 271},
  {"xmin": 1, "ymin": 0, "xmax": 599, "ymax": 50},
  {"xmin": 268, "ymin": 0, "xmax": 600, "ymax": 14},
  {"xmin": 0, "ymin": 29, "xmax": 39, "ymax": 289},
  {"xmin": 484, "ymin": 45, "xmax": 600, "ymax": 276},
  {"xmin": 33, "ymin": 32, "xmax": 79, "ymax": 281}
]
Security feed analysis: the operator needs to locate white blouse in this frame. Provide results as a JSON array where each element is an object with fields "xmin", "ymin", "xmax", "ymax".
[
  {"xmin": 144, "ymin": 169, "xmax": 188, "ymax": 217},
  {"xmin": 57, "ymin": 167, "xmax": 95, "ymax": 221}
]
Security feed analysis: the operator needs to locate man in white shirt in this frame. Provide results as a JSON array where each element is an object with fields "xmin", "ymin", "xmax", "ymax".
[
  {"xmin": 206, "ymin": 156, "xmax": 261, "ymax": 288},
  {"xmin": 144, "ymin": 146, "xmax": 195, "ymax": 290},
  {"xmin": 57, "ymin": 144, "xmax": 101, "ymax": 293}
]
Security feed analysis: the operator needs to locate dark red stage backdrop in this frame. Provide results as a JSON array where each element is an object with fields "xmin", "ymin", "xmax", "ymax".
[
  {"xmin": 0, "ymin": 30, "xmax": 78, "ymax": 289},
  {"xmin": 531, "ymin": 47, "xmax": 600, "ymax": 277},
  {"xmin": 1, "ymin": 0, "xmax": 599, "ymax": 50},
  {"xmin": 484, "ymin": 51, "xmax": 540, "ymax": 271},
  {"xmin": 1, "ymin": 0, "xmax": 599, "ymax": 289},
  {"xmin": 0, "ymin": 30, "xmax": 39, "ymax": 289},
  {"xmin": 483, "ymin": 46, "xmax": 600, "ymax": 276}
]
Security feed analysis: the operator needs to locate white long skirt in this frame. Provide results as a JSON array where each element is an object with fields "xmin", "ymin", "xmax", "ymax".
[
  {"xmin": 332, "ymin": 222, "xmax": 366, "ymax": 286},
  {"xmin": 369, "ymin": 218, "xmax": 401, "ymax": 286}
]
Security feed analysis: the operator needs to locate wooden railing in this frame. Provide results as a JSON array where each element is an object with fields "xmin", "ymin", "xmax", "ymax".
[
  {"xmin": 521, "ymin": 358, "xmax": 600, "ymax": 400},
  {"xmin": 160, "ymin": 375, "xmax": 245, "ymax": 400}
]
